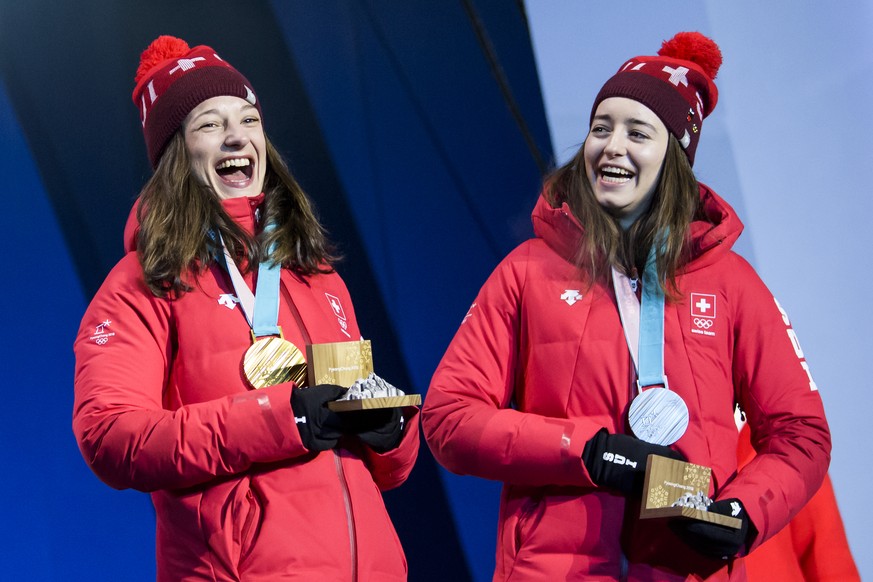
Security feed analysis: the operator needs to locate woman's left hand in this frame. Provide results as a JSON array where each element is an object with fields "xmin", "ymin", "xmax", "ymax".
[
  {"xmin": 343, "ymin": 407, "xmax": 404, "ymax": 453},
  {"xmin": 669, "ymin": 498, "xmax": 754, "ymax": 560}
]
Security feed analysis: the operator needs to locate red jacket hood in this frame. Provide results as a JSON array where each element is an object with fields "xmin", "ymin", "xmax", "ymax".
[{"xmin": 530, "ymin": 182, "xmax": 744, "ymax": 274}]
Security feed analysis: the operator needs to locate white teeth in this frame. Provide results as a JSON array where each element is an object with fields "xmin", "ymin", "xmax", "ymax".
[
  {"xmin": 216, "ymin": 158, "xmax": 251, "ymax": 170},
  {"xmin": 600, "ymin": 165, "xmax": 633, "ymax": 184}
]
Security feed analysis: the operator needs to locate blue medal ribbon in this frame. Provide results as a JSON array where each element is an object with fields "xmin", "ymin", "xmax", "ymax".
[
  {"xmin": 213, "ymin": 229, "xmax": 282, "ymax": 339},
  {"xmin": 616, "ymin": 233, "xmax": 689, "ymax": 445},
  {"xmin": 250, "ymin": 257, "xmax": 281, "ymax": 338},
  {"xmin": 637, "ymin": 244, "xmax": 668, "ymax": 390}
]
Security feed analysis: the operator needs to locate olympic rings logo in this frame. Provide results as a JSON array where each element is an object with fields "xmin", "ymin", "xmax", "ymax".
[{"xmin": 693, "ymin": 318, "xmax": 713, "ymax": 329}]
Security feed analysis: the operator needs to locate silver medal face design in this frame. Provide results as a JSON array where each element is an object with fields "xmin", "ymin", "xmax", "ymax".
[{"xmin": 629, "ymin": 387, "xmax": 689, "ymax": 445}]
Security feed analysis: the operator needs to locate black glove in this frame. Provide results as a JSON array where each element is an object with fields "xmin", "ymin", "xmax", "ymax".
[
  {"xmin": 342, "ymin": 407, "xmax": 404, "ymax": 453},
  {"xmin": 290, "ymin": 384, "xmax": 346, "ymax": 452},
  {"xmin": 670, "ymin": 498, "xmax": 753, "ymax": 560},
  {"xmin": 581, "ymin": 429, "xmax": 685, "ymax": 495}
]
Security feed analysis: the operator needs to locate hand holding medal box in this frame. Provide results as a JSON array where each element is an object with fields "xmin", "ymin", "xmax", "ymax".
[{"xmin": 640, "ymin": 455, "xmax": 742, "ymax": 529}]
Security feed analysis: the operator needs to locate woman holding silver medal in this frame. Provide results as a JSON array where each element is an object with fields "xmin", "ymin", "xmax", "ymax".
[
  {"xmin": 73, "ymin": 35, "xmax": 418, "ymax": 581},
  {"xmin": 422, "ymin": 32, "xmax": 830, "ymax": 580}
]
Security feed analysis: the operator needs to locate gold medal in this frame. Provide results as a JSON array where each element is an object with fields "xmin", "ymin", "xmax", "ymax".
[{"xmin": 243, "ymin": 331, "xmax": 308, "ymax": 389}]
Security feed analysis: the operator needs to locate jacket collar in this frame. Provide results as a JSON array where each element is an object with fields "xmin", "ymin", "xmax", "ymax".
[{"xmin": 222, "ymin": 193, "xmax": 265, "ymax": 236}]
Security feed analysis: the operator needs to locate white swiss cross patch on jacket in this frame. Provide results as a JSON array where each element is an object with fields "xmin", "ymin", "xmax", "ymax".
[
  {"xmin": 690, "ymin": 293, "xmax": 716, "ymax": 337},
  {"xmin": 325, "ymin": 293, "xmax": 351, "ymax": 338}
]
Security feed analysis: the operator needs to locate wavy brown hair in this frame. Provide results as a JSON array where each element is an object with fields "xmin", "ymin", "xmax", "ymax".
[
  {"xmin": 136, "ymin": 132, "xmax": 337, "ymax": 297},
  {"xmin": 543, "ymin": 135, "xmax": 701, "ymax": 298}
]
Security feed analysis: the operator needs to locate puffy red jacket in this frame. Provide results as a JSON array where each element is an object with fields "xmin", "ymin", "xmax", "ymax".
[
  {"xmin": 74, "ymin": 195, "xmax": 419, "ymax": 581},
  {"xmin": 423, "ymin": 185, "xmax": 830, "ymax": 581}
]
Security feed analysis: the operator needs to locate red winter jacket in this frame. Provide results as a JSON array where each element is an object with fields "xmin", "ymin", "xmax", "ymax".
[
  {"xmin": 422, "ymin": 185, "xmax": 830, "ymax": 581},
  {"xmin": 74, "ymin": 195, "xmax": 419, "ymax": 581}
]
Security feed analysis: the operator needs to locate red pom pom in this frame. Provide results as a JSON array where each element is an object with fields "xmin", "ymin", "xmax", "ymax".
[
  {"xmin": 658, "ymin": 32, "xmax": 722, "ymax": 80},
  {"xmin": 135, "ymin": 35, "xmax": 191, "ymax": 84}
]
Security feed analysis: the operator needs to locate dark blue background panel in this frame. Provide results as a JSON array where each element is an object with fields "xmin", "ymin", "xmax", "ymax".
[
  {"xmin": 270, "ymin": 0, "xmax": 551, "ymax": 405},
  {"xmin": 0, "ymin": 74, "xmax": 157, "ymax": 581},
  {"xmin": 0, "ymin": 1, "xmax": 552, "ymax": 580}
]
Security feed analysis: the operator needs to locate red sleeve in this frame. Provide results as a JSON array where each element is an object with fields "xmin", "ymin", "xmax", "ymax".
[
  {"xmin": 73, "ymin": 256, "xmax": 306, "ymax": 492},
  {"xmin": 422, "ymin": 246, "xmax": 601, "ymax": 487},
  {"xmin": 718, "ymin": 257, "xmax": 831, "ymax": 552}
]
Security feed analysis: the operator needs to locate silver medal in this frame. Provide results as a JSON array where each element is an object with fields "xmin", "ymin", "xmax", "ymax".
[{"xmin": 629, "ymin": 387, "xmax": 689, "ymax": 445}]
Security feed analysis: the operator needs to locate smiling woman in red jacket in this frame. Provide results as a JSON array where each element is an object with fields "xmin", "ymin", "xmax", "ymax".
[
  {"xmin": 423, "ymin": 32, "xmax": 830, "ymax": 581},
  {"xmin": 73, "ymin": 35, "xmax": 418, "ymax": 581}
]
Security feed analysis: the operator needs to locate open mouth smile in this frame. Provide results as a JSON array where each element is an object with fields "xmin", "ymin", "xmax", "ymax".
[
  {"xmin": 599, "ymin": 165, "xmax": 635, "ymax": 184},
  {"xmin": 215, "ymin": 157, "xmax": 254, "ymax": 186}
]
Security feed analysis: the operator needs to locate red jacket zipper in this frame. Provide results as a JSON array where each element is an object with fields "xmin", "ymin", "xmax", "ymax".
[{"xmin": 334, "ymin": 451, "xmax": 358, "ymax": 581}]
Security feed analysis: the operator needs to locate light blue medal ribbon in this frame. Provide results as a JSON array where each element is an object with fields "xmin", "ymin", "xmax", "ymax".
[
  {"xmin": 616, "ymin": 242, "xmax": 689, "ymax": 445},
  {"xmin": 214, "ymin": 230, "xmax": 306, "ymax": 388},
  {"xmin": 250, "ymin": 253, "xmax": 281, "ymax": 338},
  {"xmin": 637, "ymin": 246, "xmax": 667, "ymax": 391},
  {"xmin": 214, "ymin": 232, "xmax": 279, "ymax": 336}
]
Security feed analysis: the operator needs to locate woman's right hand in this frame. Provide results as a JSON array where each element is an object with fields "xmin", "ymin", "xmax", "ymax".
[
  {"xmin": 581, "ymin": 429, "xmax": 685, "ymax": 495},
  {"xmin": 290, "ymin": 384, "xmax": 347, "ymax": 452}
]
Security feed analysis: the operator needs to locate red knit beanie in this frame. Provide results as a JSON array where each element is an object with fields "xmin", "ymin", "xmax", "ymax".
[
  {"xmin": 590, "ymin": 32, "xmax": 722, "ymax": 166},
  {"xmin": 132, "ymin": 35, "xmax": 261, "ymax": 168}
]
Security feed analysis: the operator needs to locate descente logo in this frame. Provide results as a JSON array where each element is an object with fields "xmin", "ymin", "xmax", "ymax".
[{"xmin": 561, "ymin": 290, "xmax": 583, "ymax": 306}]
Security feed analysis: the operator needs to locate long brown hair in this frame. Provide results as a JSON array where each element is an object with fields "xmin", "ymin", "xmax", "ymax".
[
  {"xmin": 136, "ymin": 133, "xmax": 337, "ymax": 297},
  {"xmin": 544, "ymin": 135, "xmax": 700, "ymax": 297}
]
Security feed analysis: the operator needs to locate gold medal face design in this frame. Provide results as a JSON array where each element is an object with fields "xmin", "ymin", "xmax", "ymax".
[{"xmin": 243, "ymin": 336, "xmax": 308, "ymax": 389}]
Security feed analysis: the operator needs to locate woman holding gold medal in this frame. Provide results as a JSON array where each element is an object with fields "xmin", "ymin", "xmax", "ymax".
[
  {"xmin": 73, "ymin": 35, "xmax": 418, "ymax": 581},
  {"xmin": 423, "ymin": 32, "xmax": 831, "ymax": 580}
]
